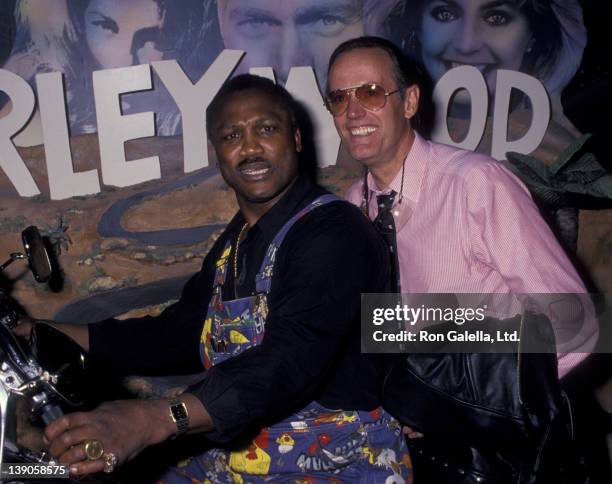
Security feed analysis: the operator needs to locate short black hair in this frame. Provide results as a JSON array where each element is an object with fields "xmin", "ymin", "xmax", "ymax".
[
  {"xmin": 206, "ymin": 74, "xmax": 298, "ymax": 140},
  {"xmin": 327, "ymin": 36, "xmax": 423, "ymax": 97}
]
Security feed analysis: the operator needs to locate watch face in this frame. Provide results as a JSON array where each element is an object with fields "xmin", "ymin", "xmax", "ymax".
[{"xmin": 172, "ymin": 403, "xmax": 188, "ymax": 422}]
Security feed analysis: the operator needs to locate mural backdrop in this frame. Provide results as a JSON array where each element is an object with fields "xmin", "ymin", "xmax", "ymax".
[{"xmin": 0, "ymin": 0, "xmax": 610, "ymax": 322}]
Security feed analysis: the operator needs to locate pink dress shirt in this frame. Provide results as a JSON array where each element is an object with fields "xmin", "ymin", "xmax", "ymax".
[{"xmin": 346, "ymin": 133, "xmax": 597, "ymax": 377}]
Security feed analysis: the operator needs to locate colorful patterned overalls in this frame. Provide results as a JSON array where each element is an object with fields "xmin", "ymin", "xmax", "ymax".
[{"xmin": 163, "ymin": 195, "xmax": 413, "ymax": 483}]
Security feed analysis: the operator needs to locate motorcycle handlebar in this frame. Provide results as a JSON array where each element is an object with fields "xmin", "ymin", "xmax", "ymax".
[{"xmin": 39, "ymin": 403, "xmax": 64, "ymax": 425}]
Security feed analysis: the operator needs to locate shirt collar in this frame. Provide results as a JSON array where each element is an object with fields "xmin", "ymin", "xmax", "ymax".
[
  {"xmin": 365, "ymin": 131, "xmax": 429, "ymax": 207},
  {"xmin": 232, "ymin": 176, "xmax": 315, "ymax": 241}
]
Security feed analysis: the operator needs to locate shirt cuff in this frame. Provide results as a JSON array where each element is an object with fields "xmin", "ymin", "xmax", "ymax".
[{"xmin": 186, "ymin": 367, "xmax": 251, "ymax": 443}]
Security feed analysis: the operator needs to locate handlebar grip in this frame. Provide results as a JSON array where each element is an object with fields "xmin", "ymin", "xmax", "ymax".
[{"xmin": 40, "ymin": 403, "xmax": 64, "ymax": 425}]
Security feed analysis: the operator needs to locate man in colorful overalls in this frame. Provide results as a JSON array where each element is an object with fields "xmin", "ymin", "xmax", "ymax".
[{"xmin": 41, "ymin": 74, "xmax": 413, "ymax": 482}]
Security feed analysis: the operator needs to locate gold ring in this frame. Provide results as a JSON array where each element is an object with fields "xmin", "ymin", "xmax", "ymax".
[
  {"xmin": 103, "ymin": 452, "xmax": 118, "ymax": 473},
  {"xmin": 84, "ymin": 439, "xmax": 104, "ymax": 461}
]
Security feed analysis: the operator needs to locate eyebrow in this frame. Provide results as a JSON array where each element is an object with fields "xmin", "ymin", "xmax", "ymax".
[
  {"xmin": 479, "ymin": 0, "xmax": 517, "ymax": 8},
  {"xmin": 215, "ymin": 122, "xmax": 236, "ymax": 133},
  {"xmin": 433, "ymin": 0, "xmax": 516, "ymax": 8},
  {"xmin": 228, "ymin": 7, "xmax": 279, "ymax": 22},
  {"xmin": 295, "ymin": 2, "xmax": 362, "ymax": 25},
  {"xmin": 216, "ymin": 113, "xmax": 283, "ymax": 129}
]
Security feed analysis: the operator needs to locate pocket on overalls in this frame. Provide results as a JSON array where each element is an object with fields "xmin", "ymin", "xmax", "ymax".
[
  {"xmin": 227, "ymin": 408, "xmax": 369, "ymax": 477},
  {"xmin": 206, "ymin": 294, "xmax": 266, "ymax": 366},
  {"xmin": 210, "ymin": 316, "xmax": 265, "ymax": 366},
  {"xmin": 288, "ymin": 419, "xmax": 367, "ymax": 475}
]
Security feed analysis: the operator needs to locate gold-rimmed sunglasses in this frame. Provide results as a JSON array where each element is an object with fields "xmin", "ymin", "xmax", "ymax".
[{"xmin": 324, "ymin": 83, "xmax": 400, "ymax": 116}]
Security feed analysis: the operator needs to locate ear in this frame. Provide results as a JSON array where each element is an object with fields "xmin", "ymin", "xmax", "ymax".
[
  {"xmin": 403, "ymin": 84, "xmax": 420, "ymax": 121},
  {"xmin": 294, "ymin": 127, "xmax": 302, "ymax": 153}
]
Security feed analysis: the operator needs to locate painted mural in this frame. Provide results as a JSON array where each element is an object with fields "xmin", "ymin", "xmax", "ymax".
[{"xmin": 0, "ymin": 0, "xmax": 610, "ymax": 322}]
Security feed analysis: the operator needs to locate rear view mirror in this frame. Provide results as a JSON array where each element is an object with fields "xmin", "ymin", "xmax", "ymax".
[{"xmin": 21, "ymin": 226, "xmax": 52, "ymax": 283}]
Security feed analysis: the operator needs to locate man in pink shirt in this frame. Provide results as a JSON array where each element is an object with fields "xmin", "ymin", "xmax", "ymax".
[
  {"xmin": 325, "ymin": 36, "xmax": 597, "ymax": 379},
  {"xmin": 325, "ymin": 35, "xmax": 598, "ymax": 482}
]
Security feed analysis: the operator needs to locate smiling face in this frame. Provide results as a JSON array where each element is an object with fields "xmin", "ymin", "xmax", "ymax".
[
  {"xmin": 420, "ymin": 0, "xmax": 531, "ymax": 100},
  {"xmin": 217, "ymin": 0, "xmax": 365, "ymax": 86},
  {"xmin": 210, "ymin": 88, "xmax": 301, "ymax": 215},
  {"xmin": 327, "ymin": 48, "xmax": 418, "ymax": 179},
  {"xmin": 84, "ymin": 0, "xmax": 165, "ymax": 69}
]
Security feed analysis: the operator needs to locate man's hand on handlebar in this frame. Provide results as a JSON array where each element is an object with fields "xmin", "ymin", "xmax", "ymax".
[
  {"xmin": 43, "ymin": 399, "xmax": 174, "ymax": 475},
  {"xmin": 43, "ymin": 393, "xmax": 214, "ymax": 476}
]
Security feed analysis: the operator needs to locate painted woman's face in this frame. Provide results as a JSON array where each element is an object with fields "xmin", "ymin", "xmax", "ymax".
[
  {"xmin": 420, "ymin": 0, "xmax": 531, "ymax": 100},
  {"xmin": 84, "ymin": 0, "xmax": 165, "ymax": 69}
]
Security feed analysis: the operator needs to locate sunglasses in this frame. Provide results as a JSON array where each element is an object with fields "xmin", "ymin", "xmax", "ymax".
[{"xmin": 325, "ymin": 83, "xmax": 400, "ymax": 116}]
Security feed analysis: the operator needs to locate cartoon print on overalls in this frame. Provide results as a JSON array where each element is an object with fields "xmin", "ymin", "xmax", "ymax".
[
  {"xmin": 200, "ymin": 194, "xmax": 340, "ymax": 369},
  {"xmin": 178, "ymin": 194, "xmax": 414, "ymax": 483}
]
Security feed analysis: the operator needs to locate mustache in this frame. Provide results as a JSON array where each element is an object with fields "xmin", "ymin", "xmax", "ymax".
[{"xmin": 237, "ymin": 157, "xmax": 268, "ymax": 168}]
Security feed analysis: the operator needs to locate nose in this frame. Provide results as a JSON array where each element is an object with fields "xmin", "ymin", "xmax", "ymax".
[
  {"xmin": 277, "ymin": 27, "xmax": 308, "ymax": 84},
  {"xmin": 346, "ymin": 91, "xmax": 366, "ymax": 120},
  {"xmin": 454, "ymin": 17, "xmax": 482, "ymax": 55},
  {"xmin": 131, "ymin": 27, "xmax": 163, "ymax": 65},
  {"xmin": 239, "ymin": 129, "xmax": 264, "ymax": 157}
]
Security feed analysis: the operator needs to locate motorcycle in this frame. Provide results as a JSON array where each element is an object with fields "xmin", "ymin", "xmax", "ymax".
[{"xmin": 0, "ymin": 226, "xmax": 88, "ymax": 481}]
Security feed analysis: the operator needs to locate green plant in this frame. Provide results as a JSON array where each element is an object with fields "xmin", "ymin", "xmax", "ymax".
[
  {"xmin": 39, "ymin": 216, "xmax": 73, "ymax": 255},
  {"xmin": 506, "ymin": 134, "xmax": 612, "ymax": 252}
]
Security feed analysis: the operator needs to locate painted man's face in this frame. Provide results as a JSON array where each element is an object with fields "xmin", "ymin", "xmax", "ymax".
[{"xmin": 218, "ymin": 0, "xmax": 365, "ymax": 87}]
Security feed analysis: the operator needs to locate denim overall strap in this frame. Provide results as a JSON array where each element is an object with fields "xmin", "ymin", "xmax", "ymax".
[
  {"xmin": 255, "ymin": 194, "xmax": 341, "ymax": 294},
  {"xmin": 213, "ymin": 240, "xmax": 232, "ymax": 289}
]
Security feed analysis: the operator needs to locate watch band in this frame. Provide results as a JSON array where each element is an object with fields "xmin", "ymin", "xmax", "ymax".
[{"xmin": 168, "ymin": 395, "xmax": 189, "ymax": 437}]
